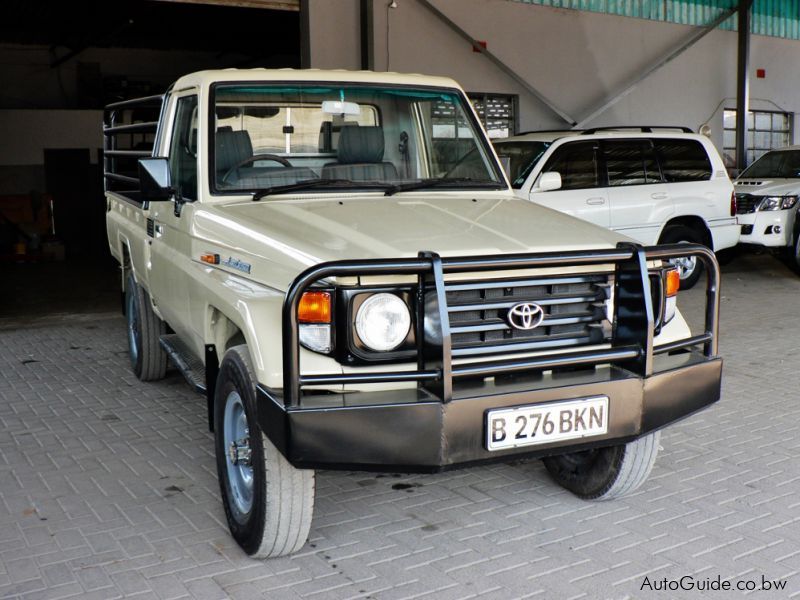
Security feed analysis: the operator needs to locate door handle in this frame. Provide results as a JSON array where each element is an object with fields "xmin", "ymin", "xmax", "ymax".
[
  {"xmin": 586, "ymin": 197, "xmax": 605, "ymax": 205},
  {"xmin": 650, "ymin": 192, "xmax": 668, "ymax": 200},
  {"xmin": 154, "ymin": 223, "xmax": 164, "ymax": 238}
]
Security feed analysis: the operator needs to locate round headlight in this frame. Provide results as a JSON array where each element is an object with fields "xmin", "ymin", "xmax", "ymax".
[{"xmin": 355, "ymin": 293, "xmax": 411, "ymax": 352}]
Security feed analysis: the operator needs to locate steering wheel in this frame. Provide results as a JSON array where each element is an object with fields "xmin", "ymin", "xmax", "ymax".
[{"xmin": 221, "ymin": 154, "xmax": 293, "ymax": 183}]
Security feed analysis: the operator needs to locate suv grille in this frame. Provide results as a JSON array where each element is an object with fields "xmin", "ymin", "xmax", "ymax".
[
  {"xmin": 735, "ymin": 193, "xmax": 761, "ymax": 214},
  {"xmin": 445, "ymin": 273, "xmax": 613, "ymax": 358}
]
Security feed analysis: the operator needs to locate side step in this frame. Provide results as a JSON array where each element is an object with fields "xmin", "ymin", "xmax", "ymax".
[{"xmin": 160, "ymin": 334, "xmax": 206, "ymax": 394}]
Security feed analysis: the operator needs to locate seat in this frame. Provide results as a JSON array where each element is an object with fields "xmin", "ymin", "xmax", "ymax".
[
  {"xmin": 215, "ymin": 129, "xmax": 254, "ymax": 178},
  {"xmin": 321, "ymin": 126, "xmax": 398, "ymax": 182}
]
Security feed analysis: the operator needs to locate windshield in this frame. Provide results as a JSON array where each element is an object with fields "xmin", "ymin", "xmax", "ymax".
[
  {"xmin": 493, "ymin": 141, "xmax": 551, "ymax": 188},
  {"xmin": 739, "ymin": 150, "xmax": 800, "ymax": 179},
  {"xmin": 211, "ymin": 83, "xmax": 504, "ymax": 194}
]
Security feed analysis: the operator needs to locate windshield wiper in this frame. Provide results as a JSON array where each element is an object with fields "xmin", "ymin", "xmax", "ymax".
[
  {"xmin": 384, "ymin": 177, "xmax": 504, "ymax": 196},
  {"xmin": 252, "ymin": 179, "xmax": 392, "ymax": 201}
]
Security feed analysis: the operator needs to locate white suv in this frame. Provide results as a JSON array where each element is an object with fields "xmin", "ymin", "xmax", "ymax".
[
  {"xmin": 734, "ymin": 146, "xmax": 800, "ymax": 262},
  {"xmin": 494, "ymin": 127, "xmax": 738, "ymax": 288}
]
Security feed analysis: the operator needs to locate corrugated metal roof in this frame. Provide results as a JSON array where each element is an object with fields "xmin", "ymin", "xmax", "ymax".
[{"xmin": 511, "ymin": 0, "xmax": 800, "ymax": 40}]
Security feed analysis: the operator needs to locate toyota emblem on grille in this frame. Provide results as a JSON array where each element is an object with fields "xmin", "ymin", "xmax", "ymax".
[{"xmin": 507, "ymin": 302, "xmax": 545, "ymax": 331}]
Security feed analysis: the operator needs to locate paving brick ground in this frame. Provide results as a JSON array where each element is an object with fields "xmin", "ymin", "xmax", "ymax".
[{"xmin": 2, "ymin": 253, "xmax": 800, "ymax": 600}]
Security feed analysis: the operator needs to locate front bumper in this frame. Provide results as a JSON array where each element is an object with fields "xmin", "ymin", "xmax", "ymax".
[
  {"xmin": 737, "ymin": 210, "xmax": 792, "ymax": 247},
  {"xmin": 257, "ymin": 350, "xmax": 721, "ymax": 471},
  {"xmin": 710, "ymin": 222, "xmax": 740, "ymax": 252},
  {"xmin": 263, "ymin": 242, "xmax": 722, "ymax": 472}
]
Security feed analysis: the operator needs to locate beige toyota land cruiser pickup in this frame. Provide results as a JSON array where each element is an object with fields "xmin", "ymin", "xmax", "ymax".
[{"xmin": 104, "ymin": 69, "xmax": 722, "ymax": 558}]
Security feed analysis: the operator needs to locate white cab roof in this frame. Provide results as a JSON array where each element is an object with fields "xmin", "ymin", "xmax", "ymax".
[{"xmin": 171, "ymin": 68, "xmax": 465, "ymax": 92}]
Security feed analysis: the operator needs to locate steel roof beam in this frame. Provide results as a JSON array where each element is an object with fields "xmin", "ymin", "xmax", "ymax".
[
  {"xmin": 576, "ymin": 4, "xmax": 739, "ymax": 128},
  {"xmin": 417, "ymin": 0, "xmax": 577, "ymax": 126}
]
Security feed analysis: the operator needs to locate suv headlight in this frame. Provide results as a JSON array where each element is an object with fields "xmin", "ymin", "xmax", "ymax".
[
  {"xmin": 355, "ymin": 293, "xmax": 411, "ymax": 352},
  {"xmin": 759, "ymin": 195, "xmax": 798, "ymax": 211}
]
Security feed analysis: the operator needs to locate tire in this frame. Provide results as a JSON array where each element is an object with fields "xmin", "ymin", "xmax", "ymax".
[
  {"xmin": 214, "ymin": 345, "xmax": 315, "ymax": 558},
  {"xmin": 658, "ymin": 225, "xmax": 705, "ymax": 290},
  {"xmin": 542, "ymin": 431, "xmax": 661, "ymax": 500},
  {"xmin": 125, "ymin": 273, "xmax": 168, "ymax": 381},
  {"xmin": 715, "ymin": 247, "xmax": 739, "ymax": 266},
  {"xmin": 791, "ymin": 232, "xmax": 800, "ymax": 272}
]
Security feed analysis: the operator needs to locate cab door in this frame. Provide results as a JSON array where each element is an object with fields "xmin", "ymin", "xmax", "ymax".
[
  {"xmin": 148, "ymin": 93, "xmax": 199, "ymax": 346},
  {"xmin": 528, "ymin": 141, "xmax": 610, "ymax": 228},
  {"xmin": 601, "ymin": 139, "xmax": 672, "ymax": 245}
]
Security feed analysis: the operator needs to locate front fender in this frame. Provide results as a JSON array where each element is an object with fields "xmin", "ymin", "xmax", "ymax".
[{"xmin": 199, "ymin": 266, "xmax": 342, "ymax": 389}]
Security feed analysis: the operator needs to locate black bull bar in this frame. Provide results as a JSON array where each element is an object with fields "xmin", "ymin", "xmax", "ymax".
[{"xmin": 256, "ymin": 242, "xmax": 722, "ymax": 471}]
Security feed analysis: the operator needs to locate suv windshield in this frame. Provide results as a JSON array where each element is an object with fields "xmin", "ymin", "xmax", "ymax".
[
  {"xmin": 493, "ymin": 141, "xmax": 552, "ymax": 188},
  {"xmin": 739, "ymin": 150, "xmax": 800, "ymax": 179},
  {"xmin": 211, "ymin": 83, "xmax": 504, "ymax": 194}
]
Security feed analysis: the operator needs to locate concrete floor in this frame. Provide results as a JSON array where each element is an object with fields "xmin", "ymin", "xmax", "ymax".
[{"xmin": 1, "ymin": 252, "xmax": 799, "ymax": 599}]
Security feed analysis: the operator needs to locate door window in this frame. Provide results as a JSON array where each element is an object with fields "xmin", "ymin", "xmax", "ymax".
[
  {"xmin": 603, "ymin": 140, "xmax": 662, "ymax": 186},
  {"xmin": 541, "ymin": 142, "xmax": 599, "ymax": 190},
  {"xmin": 168, "ymin": 95, "xmax": 198, "ymax": 201},
  {"xmin": 653, "ymin": 139, "xmax": 711, "ymax": 182}
]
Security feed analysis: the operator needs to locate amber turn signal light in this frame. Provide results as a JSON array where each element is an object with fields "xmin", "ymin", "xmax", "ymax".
[
  {"xmin": 665, "ymin": 268, "xmax": 680, "ymax": 297},
  {"xmin": 200, "ymin": 253, "xmax": 220, "ymax": 265},
  {"xmin": 298, "ymin": 291, "xmax": 332, "ymax": 323}
]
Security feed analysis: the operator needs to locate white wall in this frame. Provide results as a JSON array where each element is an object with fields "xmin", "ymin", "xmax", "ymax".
[
  {"xmin": 306, "ymin": 0, "xmax": 361, "ymax": 69},
  {"xmin": 306, "ymin": 0, "xmax": 800, "ymax": 157}
]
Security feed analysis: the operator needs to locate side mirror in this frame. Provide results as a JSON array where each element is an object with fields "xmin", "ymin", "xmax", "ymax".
[
  {"xmin": 138, "ymin": 158, "xmax": 173, "ymax": 201},
  {"xmin": 537, "ymin": 171, "xmax": 562, "ymax": 192}
]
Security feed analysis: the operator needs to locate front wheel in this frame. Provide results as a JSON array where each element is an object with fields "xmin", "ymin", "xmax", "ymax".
[
  {"xmin": 658, "ymin": 225, "xmax": 705, "ymax": 290},
  {"xmin": 214, "ymin": 345, "xmax": 315, "ymax": 558},
  {"xmin": 542, "ymin": 431, "xmax": 661, "ymax": 500},
  {"xmin": 790, "ymin": 232, "xmax": 800, "ymax": 272}
]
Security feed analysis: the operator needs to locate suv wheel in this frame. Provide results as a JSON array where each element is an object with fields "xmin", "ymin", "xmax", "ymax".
[
  {"xmin": 658, "ymin": 225, "xmax": 705, "ymax": 289},
  {"xmin": 542, "ymin": 431, "xmax": 660, "ymax": 500},
  {"xmin": 214, "ymin": 345, "xmax": 315, "ymax": 558},
  {"xmin": 791, "ymin": 233, "xmax": 800, "ymax": 271},
  {"xmin": 125, "ymin": 273, "xmax": 168, "ymax": 381}
]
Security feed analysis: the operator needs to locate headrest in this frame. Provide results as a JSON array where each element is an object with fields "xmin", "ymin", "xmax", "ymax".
[
  {"xmin": 337, "ymin": 126, "xmax": 385, "ymax": 164},
  {"xmin": 215, "ymin": 129, "xmax": 253, "ymax": 173}
]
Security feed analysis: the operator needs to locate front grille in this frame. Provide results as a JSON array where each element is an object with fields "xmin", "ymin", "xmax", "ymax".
[
  {"xmin": 445, "ymin": 273, "xmax": 613, "ymax": 358},
  {"xmin": 736, "ymin": 193, "xmax": 761, "ymax": 214}
]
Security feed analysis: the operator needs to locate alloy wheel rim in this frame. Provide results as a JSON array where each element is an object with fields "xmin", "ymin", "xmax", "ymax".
[{"xmin": 670, "ymin": 240, "xmax": 698, "ymax": 280}]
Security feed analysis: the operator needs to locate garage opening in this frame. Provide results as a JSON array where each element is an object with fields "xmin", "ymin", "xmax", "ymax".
[{"xmin": 0, "ymin": 0, "xmax": 300, "ymax": 322}]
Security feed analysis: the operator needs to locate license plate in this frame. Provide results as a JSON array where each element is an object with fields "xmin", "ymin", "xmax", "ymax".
[{"xmin": 486, "ymin": 396, "xmax": 609, "ymax": 451}]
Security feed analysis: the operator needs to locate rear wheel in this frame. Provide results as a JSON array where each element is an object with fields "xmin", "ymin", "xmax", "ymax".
[
  {"xmin": 542, "ymin": 431, "xmax": 661, "ymax": 500},
  {"xmin": 658, "ymin": 225, "xmax": 705, "ymax": 289},
  {"xmin": 214, "ymin": 345, "xmax": 315, "ymax": 558},
  {"xmin": 125, "ymin": 273, "xmax": 168, "ymax": 381}
]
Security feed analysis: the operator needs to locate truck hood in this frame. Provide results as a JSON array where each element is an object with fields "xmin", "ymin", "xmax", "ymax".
[
  {"xmin": 195, "ymin": 194, "xmax": 631, "ymax": 289},
  {"xmin": 735, "ymin": 179, "xmax": 800, "ymax": 196}
]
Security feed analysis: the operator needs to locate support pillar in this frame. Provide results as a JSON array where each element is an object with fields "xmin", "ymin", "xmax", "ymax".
[
  {"xmin": 735, "ymin": 0, "xmax": 753, "ymax": 173},
  {"xmin": 360, "ymin": 0, "xmax": 374, "ymax": 70}
]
